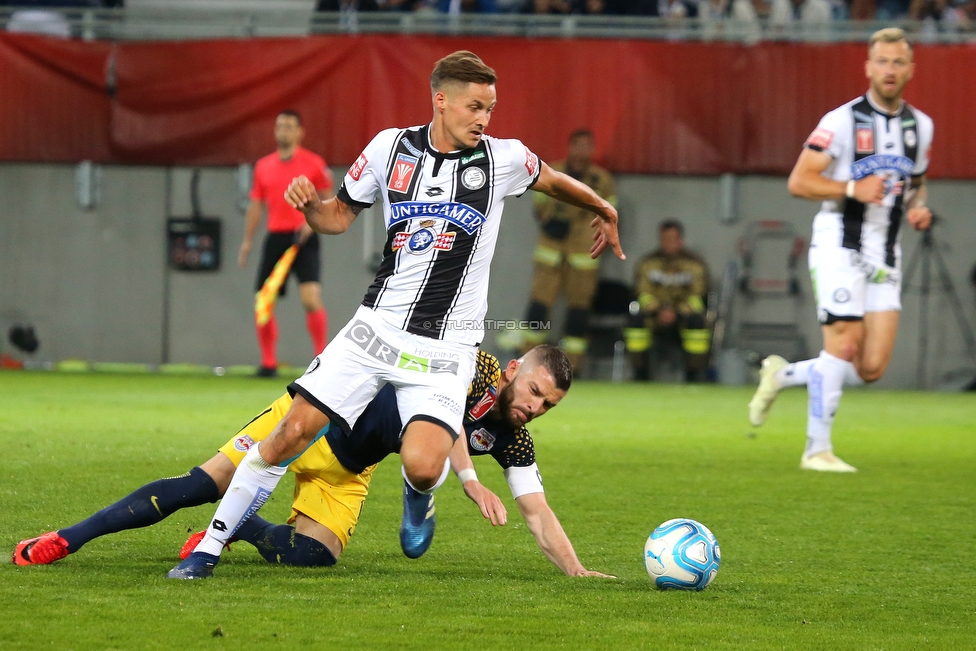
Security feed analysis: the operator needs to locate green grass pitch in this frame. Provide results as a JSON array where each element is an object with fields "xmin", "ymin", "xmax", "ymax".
[{"xmin": 1, "ymin": 371, "xmax": 974, "ymax": 650}]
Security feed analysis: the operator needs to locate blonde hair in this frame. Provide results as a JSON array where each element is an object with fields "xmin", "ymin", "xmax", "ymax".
[
  {"xmin": 430, "ymin": 51, "xmax": 497, "ymax": 93},
  {"xmin": 869, "ymin": 28, "xmax": 912, "ymax": 55}
]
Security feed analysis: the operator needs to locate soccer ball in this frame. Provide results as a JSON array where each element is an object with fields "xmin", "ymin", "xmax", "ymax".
[{"xmin": 644, "ymin": 518, "xmax": 721, "ymax": 591}]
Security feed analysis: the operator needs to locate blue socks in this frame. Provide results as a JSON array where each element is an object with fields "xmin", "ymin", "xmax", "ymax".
[
  {"xmin": 234, "ymin": 515, "xmax": 336, "ymax": 567},
  {"xmin": 59, "ymin": 466, "xmax": 219, "ymax": 553}
]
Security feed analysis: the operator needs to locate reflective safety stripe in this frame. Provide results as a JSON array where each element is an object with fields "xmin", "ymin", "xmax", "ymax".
[
  {"xmin": 637, "ymin": 292, "xmax": 658, "ymax": 312},
  {"xmin": 681, "ymin": 329, "xmax": 711, "ymax": 354},
  {"xmin": 533, "ymin": 245, "xmax": 562, "ymax": 267},
  {"xmin": 559, "ymin": 335, "xmax": 588, "ymax": 354},
  {"xmin": 567, "ymin": 253, "xmax": 599, "ymax": 271},
  {"xmin": 623, "ymin": 327, "xmax": 652, "ymax": 353},
  {"xmin": 687, "ymin": 295, "xmax": 705, "ymax": 314}
]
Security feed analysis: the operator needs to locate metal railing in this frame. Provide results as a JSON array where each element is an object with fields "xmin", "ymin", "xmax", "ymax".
[{"xmin": 1, "ymin": 6, "xmax": 974, "ymax": 43}]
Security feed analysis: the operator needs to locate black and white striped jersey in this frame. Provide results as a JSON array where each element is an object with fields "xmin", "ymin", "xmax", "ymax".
[
  {"xmin": 803, "ymin": 93, "xmax": 933, "ymax": 268},
  {"xmin": 337, "ymin": 124, "xmax": 541, "ymax": 345}
]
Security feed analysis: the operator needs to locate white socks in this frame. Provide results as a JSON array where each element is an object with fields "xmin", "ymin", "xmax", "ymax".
[
  {"xmin": 402, "ymin": 458, "xmax": 451, "ymax": 495},
  {"xmin": 194, "ymin": 443, "xmax": 287, "ymax": 557},
  {"xmin": 805, "ymin": 350, "xmax": 856, "ymax": 456},
  {"xmin": 775, "ymin": 359, "xmax": 815, "ymax": 388},
  {"xmin": 776, "ymin": 356, "xmax": 865, "ymax": 388}
]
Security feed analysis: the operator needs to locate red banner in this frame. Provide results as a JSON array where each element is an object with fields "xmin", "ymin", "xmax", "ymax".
[{"xmin": 1, "ymin": 33, "xmax": 972, "ymax": 178}]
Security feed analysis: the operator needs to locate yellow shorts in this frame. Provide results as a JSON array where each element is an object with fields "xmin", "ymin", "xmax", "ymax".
[{"xmin": 218, "ymin": 393, "xmax": 376, "ymax": 549}]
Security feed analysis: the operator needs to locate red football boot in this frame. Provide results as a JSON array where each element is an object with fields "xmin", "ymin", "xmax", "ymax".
[
  {"xmin": 179, "ymin": 531, "xmax": 235, "ymax": 560},
  {"xmin": 12, "ymin": 532, "xmax": 70, "ymax": 566}
]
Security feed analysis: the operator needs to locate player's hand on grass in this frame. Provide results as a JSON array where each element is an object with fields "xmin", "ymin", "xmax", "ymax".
[
  {"xmin": 572, "ymin": 568, "xmax": 617, "ymax": 578},
  {"xmin": 590, "ymin": 206, "xmax": 625, "ymax": 261},
  {"xmin": 285, "ymin": 176, "xmax": 320, "ymax": 215},
  {"xmin": 462, "ymin": 481, "xmax": 507, "ymax": 526},
  {"xmin": 906, "ymin": 205, "xmax": 932, "ymax": 231}
]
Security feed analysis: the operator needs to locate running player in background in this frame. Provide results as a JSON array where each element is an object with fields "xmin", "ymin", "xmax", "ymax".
[
  {"xmin": 748, "ymin": 28, "xmax": 933, "ymax": 472},
  {"xmin": 171, "ymin": 50, "xmax": 623, "ymax": 579},
  {"xmin": 240, "ymin": 110, "xmax": 334, "ymax": 377},
  {"xmin": 14, "ymin": 347, "xmax": 612, "ymax": 578}
]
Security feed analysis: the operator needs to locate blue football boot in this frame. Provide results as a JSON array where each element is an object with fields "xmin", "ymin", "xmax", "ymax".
[
  {"xmin": 399, "ymin": 480, "xmax": 435, "ymax": 559},
  {"xmin": 166, "ymin": 551, "xmax": 220, "ymax": 579}
]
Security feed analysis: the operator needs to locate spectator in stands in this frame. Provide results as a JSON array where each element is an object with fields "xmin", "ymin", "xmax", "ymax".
[
  {"xmin": 659, "ymin": 0, "xmax": 698, "ymax": 17},
  {"xmin": 624, "ymin": 220, "xmax": 711, "ymax": 382},
  {"xmin": 877, "ymin": 0, "xmax": 911, "ymax": 16}
]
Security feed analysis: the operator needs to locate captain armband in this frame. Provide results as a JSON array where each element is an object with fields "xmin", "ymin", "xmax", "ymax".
[{"xmin": 504, "ymin": 463, "xmax": 544, "ymax": 500}]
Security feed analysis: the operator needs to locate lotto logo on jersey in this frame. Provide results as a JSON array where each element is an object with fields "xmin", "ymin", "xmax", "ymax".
[
  {"xmin": 806, "ymin": 128, "xmax": 833, "ymax": 150},
  {"xmin": 469, "ymin": 427, "xmax": 496, "ymax": 452},
  {"xmin": 468, "ymin": 386, "xmax": 496, "ymax": 420},
  {"xmin": 856, "ymin": 126, "xmax": 874, "ymax": 154},
  {"xmin": 349, "ymin": 153, "xmax": 368, "ymax": 181},
  {"xmin": 524, "ymin": 147, "xmax": 539, "ymax": 177},
  {"xmin": 389, "ymin": 153, "xmax": 419, "ymax": 192}
]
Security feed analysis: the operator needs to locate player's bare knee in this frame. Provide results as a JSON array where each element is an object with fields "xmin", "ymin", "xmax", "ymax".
[
  {"xmin": 858, "ymin": 363, "xmax": 886, "ymax": 383},
  {"xmin": 403, "ymin": 461, "xmax": 441, "ymax": 490}
]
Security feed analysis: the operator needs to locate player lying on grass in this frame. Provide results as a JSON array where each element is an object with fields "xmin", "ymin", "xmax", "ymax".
[{"xmin": 13, "ymin": 346, "xmax": 612, "ymax": 578}]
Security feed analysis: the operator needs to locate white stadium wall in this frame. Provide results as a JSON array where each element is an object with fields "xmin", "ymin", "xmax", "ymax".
[{"xmin": 1, "ymin": 162, "xmax": 974, "ymax": 389}]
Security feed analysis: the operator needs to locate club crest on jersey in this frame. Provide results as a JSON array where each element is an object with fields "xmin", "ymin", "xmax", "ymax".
[
  {"xmin": 349, "ymin": 153, "xmax": 368, "ymax": 181},
  {"xmin": 389, "ymin": 153, "xmax": 419, "ymax": 192},
  {"xmin": 392, "ymin": 228, "xmax": 456, "ymax": 254},
  {"xmin": 904, "ymin": 129, "xmax": 917, "ymax": 148},
  {"xmin": 461, "ymin": 167, "xmax": 486, "ymax": 190},
  {"xmin": 469, "ymin": 427, "xmax": 496, "ymax": 452},
  {"xmin": 468, "ymin": 386, "xmax": 496, "ymax": 420},
  {"xmin": 234, "ymin": 434, "xmax": 256, "ymax": 452},
  {"xmin": 856, "ymin": 126, "xmax": 874, "ymax": 154}
]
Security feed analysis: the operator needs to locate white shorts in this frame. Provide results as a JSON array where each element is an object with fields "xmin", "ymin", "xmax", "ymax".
[
  {"xmin": 808, "ymin": 245, "xmax": 901, "ymax": 323},
  {"xmin": 291, "ymin": 306, "xmax": 476, "ymax": 440}
]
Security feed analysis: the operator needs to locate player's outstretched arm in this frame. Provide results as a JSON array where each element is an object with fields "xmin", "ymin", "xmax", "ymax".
[
  {"xmin": 532, "ymin": 162, "xmax": 624, "ymax": 261},
  {"xmin": 450, "ymin": 434, "xmax": 507, "ymax": 526},
  {"xmin": 284, "ymin": 175, "xmax": 361, "ymax": 235},
  {"xmin": 787, "ymin": 148, "xmax": 885, "ymax": 204},
  {"xmin": 515, "ymin": 492, "xmax": 615, "ymax": 578}
]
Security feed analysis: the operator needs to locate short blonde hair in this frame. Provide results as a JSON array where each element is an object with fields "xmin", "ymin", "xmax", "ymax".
[
  {"xmin": 869, "ymin": 27, "xmax": 912, "ymax": 56},
  {"xmin": 430, "ymin": 51, "xmax": 497, "ymax": 93}
]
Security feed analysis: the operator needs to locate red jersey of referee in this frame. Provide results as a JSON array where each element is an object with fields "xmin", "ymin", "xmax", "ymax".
[{"xmin": 250, "ymin": 147, "xmax": 333, "ymax": 233}]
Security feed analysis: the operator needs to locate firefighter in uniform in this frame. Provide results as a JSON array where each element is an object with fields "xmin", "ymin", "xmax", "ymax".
[
  {"xmin": 518, "ymin": 129, "xmax": 617, "ymax": 371},
  {"xmin": 625, "ymin": 220, "xmax": 711, "ymax": 381}
]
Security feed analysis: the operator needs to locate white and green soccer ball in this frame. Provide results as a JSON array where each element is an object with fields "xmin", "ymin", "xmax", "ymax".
[{"xmin": 644, "ymin": 518, "xmax": 721, "ymax": 591}]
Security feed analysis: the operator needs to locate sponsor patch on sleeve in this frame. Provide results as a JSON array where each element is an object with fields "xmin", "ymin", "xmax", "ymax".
[
  {"xmin": 349, "ymin": 153, "xmax": 368, "ymax": 181},
  {"xmin": 524, "ymin": 147, "xmax": 539, "ymax": 177},
  {"xmin": 806, "ymin": 128, "xmax": 834, "ymax": 151}
]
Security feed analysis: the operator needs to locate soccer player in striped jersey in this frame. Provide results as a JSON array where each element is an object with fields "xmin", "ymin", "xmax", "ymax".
[
  {"xmin": 14, "ymin": 347, "xmax": 612, "ymax": 578},
  {"xmin": 748, "ymin": 28, "xmax": 933, "ymax": 472},
  {"xmin": 170, "ymin": 51, "xmax": 623, "ymax": 578}
]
